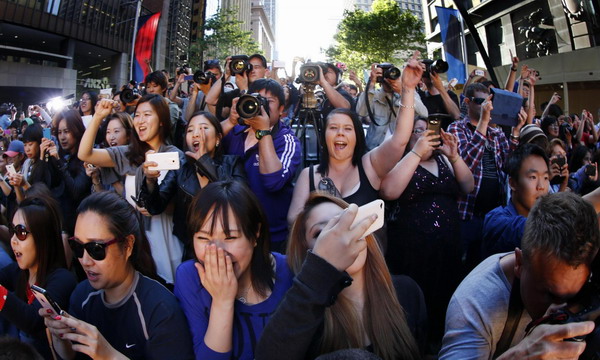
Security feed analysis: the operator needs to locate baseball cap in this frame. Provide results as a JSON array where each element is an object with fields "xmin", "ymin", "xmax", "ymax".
[{"xmin": 4, "ymin": 140, "xmax": 24, "ymax": 157}]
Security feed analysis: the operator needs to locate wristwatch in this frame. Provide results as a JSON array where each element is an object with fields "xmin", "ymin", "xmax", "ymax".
[{"xmin": 255, "ymin": 129, "xmax": 272, "ymax": 140}]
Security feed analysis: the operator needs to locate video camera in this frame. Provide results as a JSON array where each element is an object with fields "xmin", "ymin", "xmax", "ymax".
[
  {"xmin": 120, "ymin": 88, "xmax": 141, "ymax": 105},
  {"xmin": 297, "ymin": 62, "xmax": 328, "ymax": 84},
  {"xmin": 236, "ymin": 93, "xmax": 270, "ymax": 124},
  {"xmin": 422, "ymin": 59, "xmax": 449, "ymax": 78},
  {"xmin": 230, "ymin": 55, "xmax": 253, "ymax": 75},
  {"xmin": 376, "ymin": 63, "xmax": 401, "ymax": 83}
]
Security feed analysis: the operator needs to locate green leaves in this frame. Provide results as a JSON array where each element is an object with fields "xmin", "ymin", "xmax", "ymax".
[
  {"xmin": 189, "ymin": 7, "xmax": 262, "ymax": 69},
  {"xmin": 325, "ymin": 0, "xmax": 425, "ymax": 75}
]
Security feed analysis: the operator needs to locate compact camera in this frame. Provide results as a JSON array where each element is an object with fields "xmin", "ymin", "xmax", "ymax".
[
  {"xmin": 376, "ymin": 63, "xmax": 401, "ymax": 83},
  {"xmin": 236, "ymin": 93, "xmax": 270, "ymax": 123},
  {"xmin": 230, "ymin": 55, "xmax": 253, "ymax": 75}
]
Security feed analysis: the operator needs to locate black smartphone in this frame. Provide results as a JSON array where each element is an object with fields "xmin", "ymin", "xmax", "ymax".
[
  {"xmin": 552, "ymin": 156, "xmax": 566, "ymax": 168},
  {"xmin": 31, "ymin": 285, "xmax": 63, "ymax": 314},
  {"xmin": 585, "ymin": 164, "xmax": 597, "ymax": 177}
]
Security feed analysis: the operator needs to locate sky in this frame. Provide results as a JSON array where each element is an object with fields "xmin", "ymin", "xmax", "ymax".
[{"xmin": 275, "ymin": 0, "xmax": 345, "ymax": 74}]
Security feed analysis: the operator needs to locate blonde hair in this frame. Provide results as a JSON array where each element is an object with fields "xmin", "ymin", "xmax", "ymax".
[{"xmin": 287, "ymin": 193, "xmax": 420, "ymax": 360}]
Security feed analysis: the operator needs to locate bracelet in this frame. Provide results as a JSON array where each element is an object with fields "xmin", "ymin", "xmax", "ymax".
[
  {"xmin": 510, "ymin": 134, "xmax": 520, "ymax": 141},
  {"xmin": 511, "ymin": 67, "xmax": 517, "ymax": 72},
  {"xmin": 410, "ymin": 150, "xmax": 422, "ymax": 159},
  {"xmin": 399, "ymin": 103, "xmax": 415, "ymax": 109},
  {"xmin": 450, "ymin": 156, "xmax": 459, "ymax": 164}
]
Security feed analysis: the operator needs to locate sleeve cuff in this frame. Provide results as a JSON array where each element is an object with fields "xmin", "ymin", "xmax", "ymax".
[{"xmin": 297, "ymin": 252, "xmax": 353, "ymax": 306}]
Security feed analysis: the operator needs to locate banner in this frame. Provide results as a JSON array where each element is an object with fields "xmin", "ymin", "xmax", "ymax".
[
  {"xmin": 435, "ymin": 7, "xmax": 466, "ymax": 84},
  {"xmin": 133, "ymin": 12, "xmax": 161, "ymax": 84}
]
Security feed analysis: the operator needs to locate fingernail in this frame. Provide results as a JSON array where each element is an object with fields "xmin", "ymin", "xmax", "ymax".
[
  {"xmin": 371, "ymin": 214, "xmax": 378, "ymax": 220},
  {"xmin": 46, "ymin": 309, "xmax": 53, "ymax": 313},
  {"xmin": 54, "ymin": 316, "xmax": 61, "ymax": 320}
]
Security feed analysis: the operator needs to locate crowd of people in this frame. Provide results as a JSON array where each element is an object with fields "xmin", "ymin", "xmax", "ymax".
[{"xmin": 0, "ymin": 49, "xmax": 599, "ymax": 360}]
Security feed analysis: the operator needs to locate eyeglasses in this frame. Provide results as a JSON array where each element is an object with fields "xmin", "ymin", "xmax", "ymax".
[
  {"xmin": 469, "ymin": 97, "xmax": 486, "ymax": 105},
  {"xmin": 10, "ymin": 224, "xmax": 30, "ymax": 241},
  {"xmin": 68, "ymin": 237, "xmax": 120, "ymax": 261},
  {"xmin": 413, "ymin": 128, "xmax": 425, "ymax": 134}
]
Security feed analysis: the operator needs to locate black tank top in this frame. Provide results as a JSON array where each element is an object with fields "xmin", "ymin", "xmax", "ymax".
[{"xmin": 308, "ymin": 160, "xmax": 379, "ymax": 206}]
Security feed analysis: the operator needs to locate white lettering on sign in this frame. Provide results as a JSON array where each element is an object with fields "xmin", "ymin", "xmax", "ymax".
[{"xmin": 80, "ymin": 77, "xmax": 111, "ymax": 89}]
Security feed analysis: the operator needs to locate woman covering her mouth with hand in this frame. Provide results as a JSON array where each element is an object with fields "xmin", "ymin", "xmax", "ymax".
[{"xmin": 174, "ymin": 180, "xmax": 294, "ymax": 360}]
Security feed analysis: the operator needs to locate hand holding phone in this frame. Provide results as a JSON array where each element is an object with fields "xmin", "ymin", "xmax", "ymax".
[
  {"xmin": 43, "ymin": 128, "xmax": 52, "ymax": 140},
  {"xmin": 6, "ymin": 164, "xmax": 16, "ymax": 175},
  {"xmin": 146, "ymin": 152, "xmax": 180, "ymax": 171},
  {"xmin": 31, "ymin": 285, "xmax": 64, "ymax": 315},
  {"xmin": 350, "ymin": 199, "xmax": 385, "ymax": 239},
  {"xmin": 475, "ymin": 69, "xmax": 485, "ymax": 77}
]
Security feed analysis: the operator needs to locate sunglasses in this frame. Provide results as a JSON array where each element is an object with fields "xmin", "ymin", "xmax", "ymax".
[
  {"xmin": 10, "ymin": 224, "xmax": 30, "ymax": 241},
  {"xmin": 68, "ymin": 237, "xmax": 119, "ymax": 261},
  {"xmin": 469, "ymin": 97, "xmax": 486, "ymax": 105}
]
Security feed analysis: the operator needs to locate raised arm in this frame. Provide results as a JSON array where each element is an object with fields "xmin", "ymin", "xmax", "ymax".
[
  {"xmin": 318, "ymin": 66, "xmax": 350, "ymax": 110},
  {"xmin": 430, "ymin": 72, "xmax": 460, "ymax": 120},
  {"xmin": 77, "ymin": 99, "xmax": 117, "ymax": 168},
  {"xmin": 367, "ymin": 51, "xmax": 423, "ymax": 180},
  {"xmin": 504, "ymin": 51, "xmax": 519, "ymax": 91}
]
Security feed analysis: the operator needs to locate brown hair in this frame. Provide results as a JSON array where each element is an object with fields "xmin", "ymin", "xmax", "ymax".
[{"xmin": 287, "ymin": 193, "xmax": 420, "ymax": 360}]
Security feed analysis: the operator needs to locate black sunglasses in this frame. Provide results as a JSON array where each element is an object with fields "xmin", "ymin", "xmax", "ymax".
[
  {"xmin": 469, "ymin": 97, "xmax": 486, "ymax": 105},
  {"xmin": 68, "ymin": 237, "xmax": 120, "ymax": 261},
  {"xmin": 10, "ymin": 224, "xmax": 30, "ymax": 241}
]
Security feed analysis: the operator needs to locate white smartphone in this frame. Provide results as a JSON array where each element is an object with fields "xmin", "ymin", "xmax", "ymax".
[
  {"xmin": 350, "ymin": 199, "xmax": 385, "ymax": 239},
  {"xmin": 31, "ymin": 285, "xmax": 64, "ymax": 314},
  {"xmin": 475, "ymin": 69, "xmax": 485, "ymax": 77},
  {"xmin": 449, "ymin": 78, "xmax": 458, "ymax": 87},
  {"xmin": 272, "ymin": 60, "xmax": 285, "ymax": 68},
  {"xmin": 146, "ymin": 152, "xmax": 180, "ymax": 171},
  {"xmin": 6, "ymin": 164, "xmax": 16, "ymax": 175}
]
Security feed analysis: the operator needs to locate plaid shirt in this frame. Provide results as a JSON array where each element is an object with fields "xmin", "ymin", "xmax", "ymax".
[{"xmin": 448, "ymin": 117, "xmax": 518, "ymax": 220}]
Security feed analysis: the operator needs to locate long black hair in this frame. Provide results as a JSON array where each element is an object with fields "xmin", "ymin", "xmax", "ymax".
[
  {"xmin": 318, "ymin": 108, "xmax": 366, "ymax": 175},
  {"xmin": 76, "ymin": 192, "xmax": 159, "ymax": 281},
  {"xmin": 126, "ymin": 94, "xmax": 172, "ymax": 167},
  {"xmin": 187, "ymin": 180, "xmax": 274, "ymax": 297},
  {"xmin": 15, "ymin": 189, "xmax": 65, "ymax": 300}
]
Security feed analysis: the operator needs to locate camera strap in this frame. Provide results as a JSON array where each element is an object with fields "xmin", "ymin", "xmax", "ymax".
[
  {"xmin": 493, "ymin": 278, "xmax": 524, "ymax": 359},
  {"xmin": 365, "ymin": 79, "xmax": 380, "ymax": 127}
]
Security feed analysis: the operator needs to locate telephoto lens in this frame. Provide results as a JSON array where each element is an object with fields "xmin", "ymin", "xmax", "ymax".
[
  {"xmin": 236, "ymin": 93, "xmax": 270, "ymax": 125},
  {"xmin": 299, "ymin": 64, "xmax": 321, "ymax": 83},
  {"xmin": 193, "ymin": 70, "xmax": 215, "ymax": 85},
  {"xmin": 376, "ymin": 63, "xmax": 401, "ymax": 82},
  {"xmin": 120, "ymin": 89, "xmax": 136, "ymax": 104},
  {"xmin": 229, "ymin": 55, "xmax": 252, "ymax": 75}
]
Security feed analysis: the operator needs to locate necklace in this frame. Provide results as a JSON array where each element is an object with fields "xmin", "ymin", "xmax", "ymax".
[{"xmin": 237, "ymin": 284, "xmax": 251, "ymax": 304}]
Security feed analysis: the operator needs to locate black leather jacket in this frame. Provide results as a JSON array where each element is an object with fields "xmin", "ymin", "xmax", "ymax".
[{"xmin": 141, "ymin": 154, "xmax": 246, "ymax": 259}]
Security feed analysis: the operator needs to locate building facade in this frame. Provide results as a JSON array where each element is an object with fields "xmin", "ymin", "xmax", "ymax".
[
  {"xmin": 422, "ymin": 0, "xmax": 600, "ymax": 114},
  {"xmin": 251, "ymin": 0, "xmax": 275, "ymax": 60},
  {"xmin": 344, "ymin": 0, "xmax": 424, "ymax": 21}
]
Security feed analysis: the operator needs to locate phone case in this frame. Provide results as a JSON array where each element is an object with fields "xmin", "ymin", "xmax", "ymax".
[
  {"xmin": 43, "ymin": 128, "xmax": 52, "ymax": 139},
  {"xmin": 351, "ymin": 199, "xmax": 385, "ymax": 239},
  {"xmin": 6, "ymin": 164, "xmax": 16, "ymax": 175},
  {"xmin": 147, "ymin": 152, "xmax": 180, "ymax": 171},
  {"xmin": 31, "ymin": 285, "xmax": 63, "ymax": 314}
]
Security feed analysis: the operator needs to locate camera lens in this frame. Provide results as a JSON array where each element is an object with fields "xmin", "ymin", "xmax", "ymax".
[
  {"xmin": 237, "ymin": 95, "xmax": 260, "ymax": 119},
  {"xmin": 432, "ymin": 60, "xmax": 449, "ymax": 74},
  {"xmin": 386, "ymin": 67, "xmax": 401, "ymax": 80},
  {"xmin": 231, "ymin": 60, "xmax": 246, "ymax": 74},
  {"xmin": 193, "ymin": 70, "xmax": 207, "ymax": 84},
  {"xmin": 303, "ymin": 69, "xmax": 317, "ymax": 82},
  {"xmin": 120, "ymin": 89, "xmax": 135, "ymax": 104}
]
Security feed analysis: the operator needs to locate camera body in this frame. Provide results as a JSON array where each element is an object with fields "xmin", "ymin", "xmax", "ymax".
[
  {"xmin": 376, "ymin": 63, "xmax": 401, "ymax": 83},
  {"xmin": 193, "ymin": 70, "xmax": 216, "ymax": 85},
  {"xmin": 422, "ymin": 59, "xmax": 449, "ymax": 78},
  {"xmin": 236, "ymin": 93, "xmax": 270, "ymax": 124},
  {"xmin": 230, "ymin": 55, "xmax": 252, "ymax": 75},
  {"xmin": 120, "ymin": 88, "xmax": 140, "ymax": 105},
  {"xmin": 297, "ymin": 63, "xmax": 328, "ymax": 84},
  {"xmin": 177, "ymin": 64, "xmax": 190, "ymax": 76}
]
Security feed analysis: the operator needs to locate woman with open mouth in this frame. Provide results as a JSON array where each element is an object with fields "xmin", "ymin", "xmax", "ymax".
[
  {"xmin": 174, "ymin": 180, "xmax": 294, "ymax": 360},
  {"xmin": 287, "ymin": 52, "xmax": 425, "ymax": 252},
  {"xmin": 40, "ymin": 191, "xmax": 194, "ymax": 360},
  {"xmin": 139, "ymin": 110, "xmax": 246, "ymax": 260},
  {"xmin": 78, "ymin": 94, "xmax": 184, "ymax": 287},
  {"xmin": 0, "ymin": 194, "xmax": 76, "ymax": 358}
]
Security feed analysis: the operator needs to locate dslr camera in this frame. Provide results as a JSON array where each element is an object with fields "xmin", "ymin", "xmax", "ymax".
[
  {"xmin": 177, "ymin": 64, "xmax": 190, "ymax": 76},
  {"xmin": 120, "ymin": 88, "xmax": 141, "ymax": 105},
  {"xmin": 236, "ymin": 93, "xmax": 270, "ymax": 124},
  {"xmin": 193, "ymin": 70, "xmax": 216, "ymax": 85},
  {"xmin": 534, "ymin": 254, "xmax": 600, "ymax": 359},
  {"xmin": 422, "ymin": 59, "xmax": 449, "ymax": 78},
  {"xmin": 297, "ymin": 62, "xmax": 328, "ymax": 84},
  {"xmin": 230, "ymin": 55, "xmax": 253, "ymax": 75},
  {"xmin": 376, "ymin": 63, "xmax": 401, "ymax": 83}
]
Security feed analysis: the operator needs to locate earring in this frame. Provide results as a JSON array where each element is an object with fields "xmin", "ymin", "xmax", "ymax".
[{"xmin": 216, "ymin": 141, "xmax": 220, "ymax": 147}]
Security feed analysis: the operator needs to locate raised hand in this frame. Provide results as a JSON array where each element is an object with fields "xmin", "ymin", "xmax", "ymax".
[
  {"xmin": 142, "ymin": 150, "xmax": 161, "ymax": 183},
  {"xmin": 185, "ymin": 126, "xmax": 209, "ymax": 161},
  {"xmin": 196, "ymin": 245, "xmax": 238, "ymax": 303},
  {"xmin": 440, "ymin": 129, "xmax": 459, "ymax": 162},
  {"xmin": 312, "ymin": 204, "xmax": 377, "ymax": 271},
  {"xmin": 401, "ymin": 51, "xmax": 424, "ymax": 90},
  {"xmin": 413, "ymin": 129, "xmax": 440, "ymax": 160}
]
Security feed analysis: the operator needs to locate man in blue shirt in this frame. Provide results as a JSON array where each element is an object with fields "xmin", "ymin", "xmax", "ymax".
[
  {"xmin": 221, "ymin": 79, "xmax": 301, "ymax": 252},
  {"xmin": 482, "ymin": 144, "xmax": 550, "ymax": 257}
]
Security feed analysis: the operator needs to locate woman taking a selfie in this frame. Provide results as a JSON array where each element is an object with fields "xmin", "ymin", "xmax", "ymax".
[
  {"xmin": 142, "ymin": 111, "xmax": 245, "ymax": 258},
  {"xmin": 78, "ymin": 95, "xmax": 184, "ymax": 285},
  {"xmin": 287, "ymin": 52, "xmax": 425, "ymax": 250},
  {"xmin": 256, "ymin": 193, "xmax": 424, "ymax": 360},
  {"xmin": 40, "ymin": 191, "xmax": 194, "ymax": 360},
  {"xmin": 0, "ymin": 194, "xmax": 76, "ymax": 358},
  {"xmin": 174, "ymin": 180, "xmax": 293, "ymax": 360}
]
